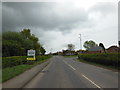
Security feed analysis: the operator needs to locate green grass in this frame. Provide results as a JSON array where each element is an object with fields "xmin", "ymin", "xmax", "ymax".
[
  {"xmin": 2, "ymin": 65, "xmax": 32, "ymax": 82},
  {"xmin": 2, "ymin": 55, "xmax": 52, "ymax": 82}
]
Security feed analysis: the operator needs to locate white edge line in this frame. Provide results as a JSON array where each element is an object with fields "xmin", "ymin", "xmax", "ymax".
[{"xmin": 81, "ymin": 74, "xmax": 101, "ymax": 89}]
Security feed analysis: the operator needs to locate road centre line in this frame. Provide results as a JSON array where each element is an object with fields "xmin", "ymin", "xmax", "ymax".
[
  {"xmin": 68, "ymin": 64, "xmax": 76, "ymax": 70},
  {"xmin": 81, "ymin": 74, "xmax": 102, "ymax": 89},
  {"xmin": 63, "ymin": 60, "xmax": 76, "ymax": 70},
  {"xmin": 63, "ymin": 60, "xmax": 102, "ymax": 89},
  {"xmin": 63, "ymin": 60, "xmax": 67, "ymax": 64}
]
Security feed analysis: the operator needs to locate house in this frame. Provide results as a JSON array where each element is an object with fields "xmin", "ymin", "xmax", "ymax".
[
  {"xmin": 107, "ymin": 46, "xmax": 119, "ymax": 53},
  {"xmin": 87, "ymin": 46, "xmax": 103, "ymax": 54}
]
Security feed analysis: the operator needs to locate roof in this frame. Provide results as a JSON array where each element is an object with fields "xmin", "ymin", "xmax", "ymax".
[
  {"xmin": 88, "ymin": 46, "xmax": 103, "ymax": 51},
  {"xmin": 107, "ymin": 46, "xmax": 119, "ymax": 50}
]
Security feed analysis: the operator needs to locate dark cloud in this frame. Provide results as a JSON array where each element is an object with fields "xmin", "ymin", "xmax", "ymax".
[
  {"xmin": 2, "ymin": 1, "xmax": 118, "ymax": 53},
  {"xmin": 2, "ymin": 2, "xmax": 88, "ymax": 32}
]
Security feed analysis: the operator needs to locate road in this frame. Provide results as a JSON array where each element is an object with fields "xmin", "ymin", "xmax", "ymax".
[{"xmin": 24, "ymin": 56, "xmax": 118, "ymax": 89}]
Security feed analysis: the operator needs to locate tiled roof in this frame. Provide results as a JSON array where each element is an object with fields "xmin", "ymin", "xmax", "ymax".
[{"xmin": 88, "ymin": 46, "xmax": 103, "ymax": 51}]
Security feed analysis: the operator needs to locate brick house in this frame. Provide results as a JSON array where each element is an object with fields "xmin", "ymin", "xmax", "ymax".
[{"xmin": 107, "ymin": 46, "xmax": 119, "ymax": 53}]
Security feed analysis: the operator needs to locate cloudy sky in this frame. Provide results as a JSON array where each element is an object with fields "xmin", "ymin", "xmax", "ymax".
[{"xmin": 2, "ymin": 0, "xmax": 119, "ymax": 53}]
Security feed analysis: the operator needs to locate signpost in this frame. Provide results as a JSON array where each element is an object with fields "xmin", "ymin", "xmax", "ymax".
[{"xmin": 27, "ymin": 50, "xmax": 36, "ymax": 61}]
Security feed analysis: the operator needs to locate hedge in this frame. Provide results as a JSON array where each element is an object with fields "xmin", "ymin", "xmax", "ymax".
[
  {"xmin": 78, "ymin": 53, "xmax": 119, "ymax": 68},
  {"xmin": 2, "ymin": 56, "xmax": 27, "ymax": 68},
  {"xmin": 2, "ymin": 55, "xmax": 51, "ymax": 68}
]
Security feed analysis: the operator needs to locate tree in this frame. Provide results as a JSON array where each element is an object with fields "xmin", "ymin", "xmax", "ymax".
[
  {"xmin": 29, "ymin": 34, "xmax": 39, "ymax": 43},
  {"xmin": 99, "ymin": 43, "xmax": 106, "ymax": 53},
  {"xmin": 3, "ymin": 29, "xmax": 46, "ymax": 57},
  {"xmin": 20, "ymin": 29, "xmax": 31, "ymax": 39},
  {"xmin": 67, "ymin": 44, "xmax": 75, "ymax": 51},
  {"xmin": 40, "ymin": 46, "xmax": 46, "ymax": 55},
  {"xmin": 2, "ymin": 32, "xmax": 24, "ymax": 56},
  {"xmin": 83, "ymin": 40, "xmax": 98, "ymax": 50},
  {"xmin": 20, "ymin": 29, "xmax": 43, "ymax": 55}
]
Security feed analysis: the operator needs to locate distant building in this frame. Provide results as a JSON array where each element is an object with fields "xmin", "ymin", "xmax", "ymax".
[
  {"xmin": 87, "ymin": 46, "xmax": 103, "ymax": 53},
  {"xmin": 76, "ymin": 50, "xmax": 86, "ymax": 54},
  {"xmin": 57, "ymin": 51, "xmax": 62, "ymax": 55},
  {"xmin": 107, "ymin": 46, "xmax": 119, "ymax": 53},
  {"xmin": 62, "ymin": 50, "xmax": 77, "ymax": 56}
]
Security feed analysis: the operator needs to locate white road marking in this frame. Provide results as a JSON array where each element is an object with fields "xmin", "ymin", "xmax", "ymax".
[
  {"xmin": 63, "ymin": 59, "xmax": 103, "ymax": 89},
  {"xmin": 63, "ymin": 60, "xmax": 67, "ymax": 64},
  {"xmin": 81, "ymin": 74, "xmax": 102, "ymax": 89},
  {"xmin": 114, "ymin": 72, "xmax": 118, "ymax": 74},
  {"xmin": 63, "ymin": 60, "xmax": 76, "ymax": 70},
  {"xmin": 68, "ymin": 64, "xmax": 76, "ymax": 70}
]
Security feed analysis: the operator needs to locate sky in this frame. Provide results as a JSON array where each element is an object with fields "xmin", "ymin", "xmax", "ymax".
[{"xmin": 2, "ymin": 0, "xmax": 119, "ymax": 53}]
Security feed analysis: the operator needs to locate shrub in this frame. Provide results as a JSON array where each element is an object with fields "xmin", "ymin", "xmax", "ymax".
[
  {"xmin": 2, "ymin": 56, "xmax": 27, "ymax": 68},
  {"xmin": 2, "ymin": 55, "xmax": 51, "ymax": 68},
  {"xmin": 78, "ymin": 53, "xmax": 119, "ymax": 68}
]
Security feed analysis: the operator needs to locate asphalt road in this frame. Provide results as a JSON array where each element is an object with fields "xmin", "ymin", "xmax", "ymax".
[{"xmin": 24, "ymin": 56, "xmax": 118, "ymax": 89}]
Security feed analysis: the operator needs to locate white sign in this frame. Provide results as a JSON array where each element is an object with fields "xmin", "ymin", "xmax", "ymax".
[{"xmin": 27, "ymin": 50, "xmax": 35, "ymax": 56}]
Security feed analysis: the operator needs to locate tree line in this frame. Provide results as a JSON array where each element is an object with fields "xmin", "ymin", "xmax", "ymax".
[
  {"xmin": 2, "ymin": 29, "xmax": 46, "ymax": 57},
  {"xmin": 67, "ymin": 40, "xmax": 105, "ymax": 52},
  {"xmin": 84, "ymin": 40, "xmax": 106, "ymax": 52}
]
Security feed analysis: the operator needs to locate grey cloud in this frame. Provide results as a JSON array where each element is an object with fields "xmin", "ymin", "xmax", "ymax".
[
  {"xmin": 89, "ymin": 2, "xmax": 117, "ymax": 15},
  {"xmin": 2, "ymin": 2, "xmax": 88, "ymax": 32},
  {"xmin": 118, "ymin": 2, "xmax": 120, "ymax": 41},
  {"xmin": 0, "ymin": 2, "xmax": 2, "ymax": 33},
  {"xmin": 2, "ymin": 1, "xmax": 118, "ymax": 53}
]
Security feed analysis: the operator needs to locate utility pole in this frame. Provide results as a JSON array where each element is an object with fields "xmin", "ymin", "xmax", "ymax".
[
  {"xmin": 79, "ymin": 34, "xmax": 82, "ymax": 50},
  {"xmin": 50, "ymin": 48, "xmax": 53, "ymax": 54}
]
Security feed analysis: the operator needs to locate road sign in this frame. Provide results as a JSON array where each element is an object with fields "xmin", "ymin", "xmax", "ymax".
[
  {"xmin": 27, "ymin": 50, "xmax": 35, "ymax": 56},
  {"xmin": 27, "ymin": 50, "xmax": 36, "ymax": 61}
]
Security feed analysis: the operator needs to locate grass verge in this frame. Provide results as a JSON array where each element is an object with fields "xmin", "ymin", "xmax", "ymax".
[
  {"xmin": 2, "ymin": 65, "xmax": 32, "ymax": 82},
  {"xmin": 2, "ymin": 56, "xmax": 51, "ymax": 82}
]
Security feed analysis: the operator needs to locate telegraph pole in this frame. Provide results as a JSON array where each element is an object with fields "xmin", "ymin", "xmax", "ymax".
[
  {"xmin": 50, "ymin": 48, "xmax": 53, "ymax": 54},
  {"xmin": 79, "ymin": 34, "xmax": 82, "ymax": 50}
]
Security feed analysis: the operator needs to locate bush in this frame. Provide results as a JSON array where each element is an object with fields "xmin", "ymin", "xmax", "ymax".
[
  {"xmin": 2, "ymin": 55, "xmax": 52, "ymax": 82},
  {"xmin": 36, "ymin": 55, "xmax": 51, "ymax": 61},
  {"xmin": 2, "ymin": 55, "xmax": 51, "ymax": 68},
  {"xmin": 78, "ymin": 53, "xmax": 119, "ymax": 68},
  {"xmin": 2, "ymin": 56, "xmax": 27, "ymax": 68}
]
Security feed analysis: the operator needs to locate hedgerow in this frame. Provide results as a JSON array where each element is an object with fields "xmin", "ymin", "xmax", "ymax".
[
  {"xmin": 2, "ymin": 55, "xmax": 51, "ymax": 68},
  {"xmin": 78, "ymin": 53, "xmax": 119, "ymax": 68}
]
